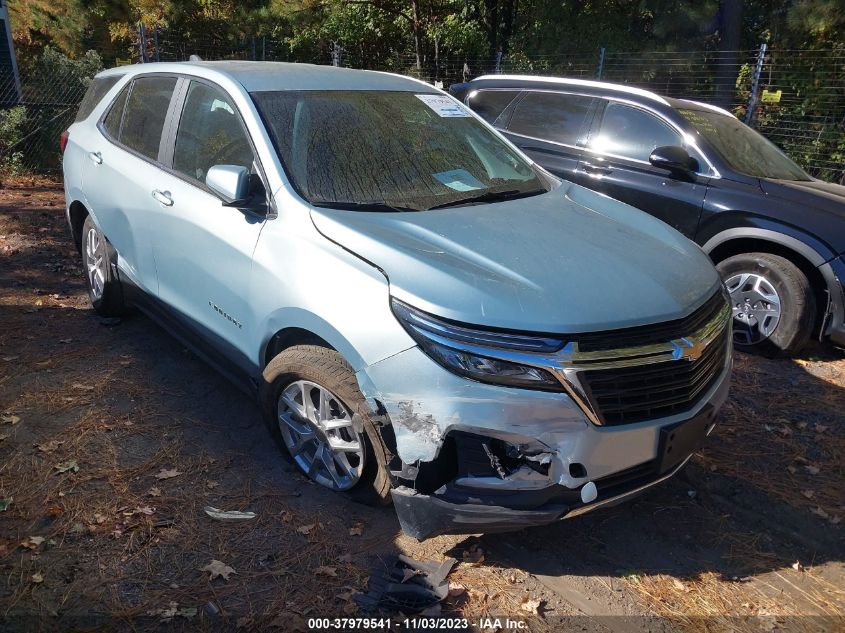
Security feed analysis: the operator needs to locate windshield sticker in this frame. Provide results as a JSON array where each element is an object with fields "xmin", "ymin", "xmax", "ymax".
[
  {"xmin": 433, "ymin": 169, "xmax": 485, "ymax": 191},
  {"xmin": 416, "ymin": 94, "xmax": 471, "ymax": 117}
]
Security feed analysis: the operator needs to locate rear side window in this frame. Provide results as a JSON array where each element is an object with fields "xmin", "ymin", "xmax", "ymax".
[
  {"xmin": 590, "ymin": 102, "xmax": 681, "ymax": 162},
  {"xmin": 75, "ymin": 76, "xmax": 122, "ymax": 122},
  {"xmin": 507, "ymin": 91, "xmax": 596, "ymax": 146},
  {"xmin": 120, "ymin": 76, "xmax": 178, "ymax": 160},
  {"xmin": 102, "ymin": 83, "xmax": 130, "ymax": 139},
  {"xmin": 173, "ymin": 81, "xmax": 255, "ymax": 184},
  {"xmin": 466, "ymin": 90, "xmax": 520, "ymax": 125}
]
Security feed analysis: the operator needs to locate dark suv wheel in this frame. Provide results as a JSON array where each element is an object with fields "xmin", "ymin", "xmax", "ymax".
[{"xmin": 717, "ymin": 252, "xmax": 815, "ymax": 355}]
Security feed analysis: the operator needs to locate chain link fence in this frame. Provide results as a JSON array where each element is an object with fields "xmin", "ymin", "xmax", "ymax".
[{"xmin": 1, "ymin": 32, "xmax": 843, "ymax": 184}]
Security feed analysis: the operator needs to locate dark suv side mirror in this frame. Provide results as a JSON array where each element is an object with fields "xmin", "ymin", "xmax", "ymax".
[{"xmin": 649, "ymin": 145, "xmax": 699, "ymax": 174}]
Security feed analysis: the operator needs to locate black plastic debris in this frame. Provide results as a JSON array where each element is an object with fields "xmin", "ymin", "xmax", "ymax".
[{"xmin": 354, "ymin": 555, "xmax": 456, "ymax": 613}]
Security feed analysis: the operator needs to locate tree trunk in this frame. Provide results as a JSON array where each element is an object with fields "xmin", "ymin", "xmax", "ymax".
[
  {"xmin": 501, "ymin": 0, "xmax": 516, "ymax": 55},
  {"xmin": 411, "ymin": 0, "xmax": 422, "ymax": 71},
  {"xmin": 715, "ymin": 0, "xmax": 743, "ymax": 108},
  {"xmin": 484, "ymin": 0, "xmax": 499, "ymax": 59}
]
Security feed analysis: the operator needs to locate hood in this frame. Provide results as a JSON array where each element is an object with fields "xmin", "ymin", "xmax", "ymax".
[
  {"xmin": 310, "ymin": 183, "xmax": 722, "ymax": 333},
  {"xmin": 761, "ymin": 178, "xmax": 845, "ymax": 219}
]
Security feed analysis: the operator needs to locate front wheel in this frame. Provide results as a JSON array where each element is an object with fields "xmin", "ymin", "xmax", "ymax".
[
  {"xmin": 261, "ymin": 345, "xmax": 392, "ymax": 505},
  {"xmin": 716, "ymin": 252, "xmax": 815, "ymax": 356}
]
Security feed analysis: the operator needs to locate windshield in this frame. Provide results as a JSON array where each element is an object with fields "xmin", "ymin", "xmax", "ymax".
[
  {"xmin": 679, "ymin": 109, "xmax": 810, "ymax": 181},
  {"xmin": 251, "ymin": 90, "xmax": 545, "ymax": 211}
]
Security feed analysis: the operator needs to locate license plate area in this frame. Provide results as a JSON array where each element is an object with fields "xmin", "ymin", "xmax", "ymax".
[{"xmin": 657, "ymin": 407, "xmax": 714, "ymax": 474}]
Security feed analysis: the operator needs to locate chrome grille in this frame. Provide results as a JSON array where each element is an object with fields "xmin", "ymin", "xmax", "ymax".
[{"xmin": 573, "ymin": 291, "xmax": 731, "ymax": 426}]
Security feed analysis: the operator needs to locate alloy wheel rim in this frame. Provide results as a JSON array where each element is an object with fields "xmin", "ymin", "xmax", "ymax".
[
  {"xmin": 85, "ymin": 227, "xmax": 105, "ymax": 300},
  {"xmin": 725, "ymin": 272, "xmax": 782, "ymax": 345},
  {"xmin": 277, "ymin": 380, "xmax": 365, "ymax": 491}
]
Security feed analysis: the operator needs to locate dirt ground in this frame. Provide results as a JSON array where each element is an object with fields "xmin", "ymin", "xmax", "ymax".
[{"xmin": 0, "ymin": 179, "xmax": 843, "ymax": 632}]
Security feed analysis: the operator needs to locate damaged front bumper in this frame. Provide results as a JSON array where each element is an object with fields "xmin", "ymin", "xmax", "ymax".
[{"xmin": 357, "ymin": 343, "xmax": 731, "ymax": 540}]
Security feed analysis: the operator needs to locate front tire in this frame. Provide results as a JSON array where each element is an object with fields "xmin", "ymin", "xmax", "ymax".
[
  {"xmin": 717, "ymin": 252, "xmax": 815, "ymax": 355},
  {"xmin": 81, "ymin": 215, "xmax": 124, "ymax": 317},
  {"xmin": 261, "ymin": 345, "xmax": 392, "ymax": 506}
]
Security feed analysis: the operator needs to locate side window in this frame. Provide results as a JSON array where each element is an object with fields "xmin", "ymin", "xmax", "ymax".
[
  {"xmin": 507, "ymin": 91, "xmax": 596, "ymax": 146},
  {"xmin": 75, "ymin": 75, "xmax": 122, "ymax": 122},
  {"xmin": 466, "ymin": 90, "xmax": 520, "ymax": 125},
  {"xmin": 172, "ymin": 81, "xmax": 255, "ymax": 184},
  {"xmin": 590, "ymin": 102, "xmax": 681, "ymax": 162},
  {"xmin": 102, "ymin": 83, "xmax": 130, "ymax": 139},
  {"xmin": 120, "ymin": 76, "xmax": 178, "ymax": 160}
]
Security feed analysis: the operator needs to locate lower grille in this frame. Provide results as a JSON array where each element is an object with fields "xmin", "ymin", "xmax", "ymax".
[{"xmin": 578, "ymin": 294, "xmax": 730, "ymax": 426}]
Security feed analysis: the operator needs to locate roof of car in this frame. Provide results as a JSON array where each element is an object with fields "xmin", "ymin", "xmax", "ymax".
[{"xmin": 99, "ymin": 61, "xmax": 436, "ymax": 93}]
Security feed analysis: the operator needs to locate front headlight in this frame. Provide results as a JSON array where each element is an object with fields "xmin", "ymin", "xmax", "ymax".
[{"xmin": 391, "ymin": 298, "xmax": 564, "ymax": 391}]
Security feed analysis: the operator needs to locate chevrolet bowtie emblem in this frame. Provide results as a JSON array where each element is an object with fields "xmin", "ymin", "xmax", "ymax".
[{"xmin": 671, "ymin": 337, "xmax": 706, "ymax": 362}]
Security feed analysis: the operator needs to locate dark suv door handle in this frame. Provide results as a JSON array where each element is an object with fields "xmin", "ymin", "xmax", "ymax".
[{"xmin": 581, "ymin": 162, "xmax": 612, "ymax": 175}]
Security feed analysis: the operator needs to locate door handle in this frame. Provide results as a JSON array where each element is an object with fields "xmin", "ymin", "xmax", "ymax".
[
  {"xmin": 581, "ymin": 162, "xmax": 612, "ymax": 176},
  {"xmin": 88, "ymin": 151, "xmax": 102, "ymax": 165},
  {"xmin": 151, "ymin": 189, "xmax": 174, "ymax": 206}
]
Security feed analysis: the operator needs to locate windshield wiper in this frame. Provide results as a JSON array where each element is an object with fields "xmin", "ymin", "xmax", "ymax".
[
  {"xmin": 311, "ymin": 200, "xmax": 420, "ymax": 213},
  {"xmin": 427, "ymin": 188, "xmax": 546, "ymax": 210}
]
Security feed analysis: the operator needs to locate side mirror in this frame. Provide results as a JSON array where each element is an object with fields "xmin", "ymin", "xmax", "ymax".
[
  {"xmin": 206, "ymin": 164, "xmax": 251, "ymax": 204},
  {"xmin": 649, "ymin": 145, "xmax": 699, "ymax": 174}
]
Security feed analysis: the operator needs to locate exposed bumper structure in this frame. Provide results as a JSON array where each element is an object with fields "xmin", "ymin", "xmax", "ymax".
[
  {"xmin": 822, "ymin": 255, "xmax": 845, "ymax": 347},
  {"xmin": 357, "ymin": 328, "xmax": 732, "ymax": 539}
]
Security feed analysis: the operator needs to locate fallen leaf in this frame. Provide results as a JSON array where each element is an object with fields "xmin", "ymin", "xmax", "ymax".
[
  {"xmin": 71, "ymin": 383, "xmax": 94, "ymax": 391},
  {"xmin": 349, "ymin": 522, "xmax": 363, "ymax": 536},
  {"xmin": 201, "ymin": 559, "xmax": 236, "ymax": 581},
  {"xmin": 31, "ymin": 572, "xmax": 44, "ymax": 584},
  {"xmin": 204, "ymin": 506, "xmax": 256, "ymax": 521},
  {"xmin": 314, "ymin": 566, "xmax": 337, "ymax": 577},
  {"xmin": 206, "ymin": 480, "xmax": 219, "ymax": 489},
  {"xmin": 1, "ymin": 415, "xmax": 20, "ymax": 425},
  {"xmin": 672, "ymin": 578, "xmax": 687, "ymax": 591},
  {"xmin": 21, "ymin": 536, "xmax": 45, "ymax": 550},
  {"xmin": 519, "ymin": 596, "xmax": 543, "ymax": 615},
  {"xmin": 448, "ymin": 581, "xmax": 466, "ymax": 597},
  {"xmin": 805, "ymin": 465, "xmax": 820, "ymax": 475},
  {"xmin": 148, "ymin": 487, "xmax": 161, "ymax": 497},
  {"xmin": 134, "ymin": 506, "xmax": 155, "ymax": 515},
  {"xmin": 787, "ymin": 465, "xmax": 798, "ymax": 474},
  {"xmin": 814, "ymin": 424, "xmax": 828, "ymax": 433},
  {"xmin": 811, "ymin": 507, "xmax": 830, "ymax": 520},
  {"xmin": 0, "ymin": 433, "xmax": 10, "ymax": 441},
  {"xmin": 155, "ymin": 468, "xmax": 181, "ymax": 480},
  {"xmin": 297, "ymin": 523, "xmax": 316, "ymax": 535},
  {"xmin": 792, "ymin": 561, "xmax": 804, "ymax": 572},
  {"xmin": 777, "ymin": 426, "xmax": 792, "ymax": 437},
  {"xmin": 801, "ymin": 490, "xmax": 815, "ymax": 499},
  {"xmin": 36, "ymin": 440, "xmax": 63, "ymax": 453},
  {"xmin": 45, "ymin": 505, "xmax": 62, "ymax": 518},
  {"xmin": 53, "ymin": 460, "xmax": 79, "ymax": 474}
]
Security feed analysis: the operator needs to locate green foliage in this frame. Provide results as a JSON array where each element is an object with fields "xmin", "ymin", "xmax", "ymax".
[{"xmin": 0, "ymin": 107, "xmax": 29, "ymax": 178}]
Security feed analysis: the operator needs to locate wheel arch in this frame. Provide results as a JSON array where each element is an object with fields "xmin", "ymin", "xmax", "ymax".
[
  {"xmin": 703, "ymin": 230, "xmax": 829, "ymax": 334},
  {"xmin": 69, "ymin": 199, "xmax": 90, "ymax": 253}
]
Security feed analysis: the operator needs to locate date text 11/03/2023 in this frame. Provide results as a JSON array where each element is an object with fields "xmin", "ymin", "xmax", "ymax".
[{"xmin": 306, "ymin": 617, "xmax": 529, "ymax": 630}]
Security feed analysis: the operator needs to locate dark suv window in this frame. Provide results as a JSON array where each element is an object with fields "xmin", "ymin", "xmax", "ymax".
[
  {"xmin": 507, "ymin": 91, "xmax": 596, "ymax": 146},
  {"xmin": 590, "ymin": 102, "xmax": 681, "ymax": 162},
  {"xmin": 102, "ymin": 83, "xmax": 130, "ymax": 138},
  {"xmin": 466, "ymin": 90, "xmax": 520, "ymax": 124},
  {"xmin": 76, "ymin": 76, "xmax": 123, "ymax": 123},
  {"xmin": 173, "ymin": 81, "xmax": 254, "ymax": 184},
  {"xmin": 120, "ymin": 76, "xmax": 178, "ymax": 161}
]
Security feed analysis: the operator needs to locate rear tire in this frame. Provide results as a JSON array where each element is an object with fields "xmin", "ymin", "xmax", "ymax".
[
  {"xmin": 81, "ymin": 215, "xmax": 125, "ymax": 317},
  {"xmin": 716, "ymin": 252, "xmax": 815, "ymax": 356},
  {"xmin": 260, "ymin": 345, "xmax": 392, "ymax": 506}
]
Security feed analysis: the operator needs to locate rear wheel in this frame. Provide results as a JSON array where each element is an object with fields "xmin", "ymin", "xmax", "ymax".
[
  {"xmin": 717, "ymin": 252, "xmax": 815, "ymax": 355},
  {"xmin": 261, "ymin": 345, "xmax": 392, "ymax": 505},
  {"xmin": 81, "ymin": 215, "xmax": 124, "ymax": 317}
]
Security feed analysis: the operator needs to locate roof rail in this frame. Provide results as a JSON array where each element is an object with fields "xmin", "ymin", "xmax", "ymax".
[
  {"xmin": 677, "ymin": 99, "xmax": 735, "ymax": 118},
  {"xmin": 473, "ymin": 75, "xmax": 670, "ymax": 106}
]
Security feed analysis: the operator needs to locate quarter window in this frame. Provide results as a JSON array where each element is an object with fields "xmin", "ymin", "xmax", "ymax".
[
  {"xmin": 590, "ymin": 102, "xmax": 681, "ymax": 162},
  {"xmin": 507, "ymin": 91, "xmax": 596, "ymax": 146},
  {"xmin": 76, "ymin": 75, "xmax": 122, "ymax": 122},
  {"xmin": 173, "ymin": 81, "xmax": 255, "ymax": 184},
  {"xmin": 102, "ymin": 83, "xmax": 130, "ymax": 139},
  {"xmin": 120, "ymin": 76, "xmax": 178, "ymax": 160},
  {"xmin": 466, "ymin": 90, "xmax": 520, "ymax": 125}
]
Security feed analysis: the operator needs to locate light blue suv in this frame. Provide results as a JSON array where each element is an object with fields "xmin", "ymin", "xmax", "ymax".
[{"xmin": 62, "ymin": 61, "xmax": 732, "ymax": 539}]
